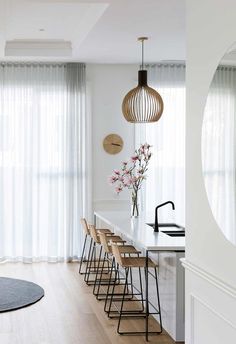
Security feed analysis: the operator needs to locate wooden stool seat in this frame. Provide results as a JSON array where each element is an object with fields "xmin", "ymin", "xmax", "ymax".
[
  {"xmin": 112, "ymin": 243, "xmax": 156, "ymax": 268},
  {"xmin": 119, "ymin": 256, "xmax": 157, "ymax": 268},
  {"xmin": 103, "ymin": 235, "xmax": 126, "ymax": 244},
  {"xmin": 99, "ymin": 232, "xmax": 138, "ymax": 254},
  {"xmin": 108, "ymin": 245, "xmax": 141, "ymax": 254},
  {"xmin": 95, "ymin": 228, "xmax": 113, "ymax": 234},
  {"xmin": 89, "ymin": 226, "xmax": 124, "ymax": 245}
]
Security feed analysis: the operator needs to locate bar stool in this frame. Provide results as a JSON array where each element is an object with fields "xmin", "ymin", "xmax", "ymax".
[
  {"xmin": 110, "ymin": 243, "xmax": 162, "ymax": 341},
  {"xmin": 84, "ymin": 224, "xmax": 126, "ymax": 285},
  {"xmin": 94, "ymin": 231, "xmax": 142, "ymax": 304},
  {"xmin": 79, "ymin": 218, "xmax": 113, "ymax": 275}
]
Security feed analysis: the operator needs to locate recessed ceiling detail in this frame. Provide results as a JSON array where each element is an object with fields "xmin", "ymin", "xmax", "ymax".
[
  {"xmin": 0, "ymin": 0, "xmax": 185, "ymax": 63},
  {"xmin": 0, "ymin": 0, "xmax": 108, "ymax": 61},
  {"xmin": 5, "ymin": 39, "xmax": 72, "ymax": 57}
]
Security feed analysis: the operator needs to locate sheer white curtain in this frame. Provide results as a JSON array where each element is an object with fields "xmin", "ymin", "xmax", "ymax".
[
  {"xmin": 0, "ymin": 63, "xmax": 90, "ymax": 262},
  {"xmin": 135, "ymin": 64, "xmax": 185, "ymax": 225},
  {"xmin": 202, "ymin": 66, "xmax": 236, "ymax": 245}
]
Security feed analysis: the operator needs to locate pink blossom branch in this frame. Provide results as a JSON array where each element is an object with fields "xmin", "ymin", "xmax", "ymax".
[{"xmin": 108, "ymin": 143, "xmax": 152, "ymax": 195}]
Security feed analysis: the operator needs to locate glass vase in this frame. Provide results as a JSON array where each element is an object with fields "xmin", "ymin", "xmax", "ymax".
[{"xmin": 131, "ymin": 190, "xmax": 139, "ymax": 217}]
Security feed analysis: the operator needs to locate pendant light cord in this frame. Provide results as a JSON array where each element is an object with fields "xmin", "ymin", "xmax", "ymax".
[
  {"xmin": 138, "ymin": 37, "xmax": 148, "ymax": 70},
  {"xmin": 141, "ymin": 39, "xmax": 144, "ymax": 70}
]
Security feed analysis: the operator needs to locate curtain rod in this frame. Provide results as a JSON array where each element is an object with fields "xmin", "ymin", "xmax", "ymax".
[
  {"xmin": 217, "ymin": 64, "xmax": 236, "ymax": 70},
  {"xmin": 0, "ymin": 62, "xmax": 85, "ymax": 67},
  {"xmin": 145, "ymin": 62, "xmax": 186, "ymax": 68}
]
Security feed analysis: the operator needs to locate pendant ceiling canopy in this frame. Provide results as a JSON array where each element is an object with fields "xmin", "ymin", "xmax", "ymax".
[{"xmin": 122, "ymin": 37, "xmax": 164, "ymax": 123}]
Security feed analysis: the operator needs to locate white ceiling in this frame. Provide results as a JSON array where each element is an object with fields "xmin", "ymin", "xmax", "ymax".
[{"xmin": 0, "ymin": 0, "xmax": 185, "ymax": 63}]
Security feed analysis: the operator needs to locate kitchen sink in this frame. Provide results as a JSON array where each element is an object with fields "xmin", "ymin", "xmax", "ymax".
[
  {"xmin": 146, "ymin": 223, "xmax": 185, "ymax": 237},
  {"xmin": 147, "ymin": 223, "xmax": 184, "ymax": 229},
  {"xmin": 161, "ymin": 230, "xmax": 185, "ymax": 237}
]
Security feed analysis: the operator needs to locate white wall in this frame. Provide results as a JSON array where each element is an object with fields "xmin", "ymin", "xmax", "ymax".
[
  {"xmin": 86, "ymin": 64, "xmax": 137, "ymax": 211},
  {"xmin": 185, "ymin": 0, "xmax": 236, "ymax": 342}
]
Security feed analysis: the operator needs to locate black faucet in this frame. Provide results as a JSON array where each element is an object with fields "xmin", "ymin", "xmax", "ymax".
[{"xmin": 154, "ymin": 201, "xmax": 175, "ymax": 232}]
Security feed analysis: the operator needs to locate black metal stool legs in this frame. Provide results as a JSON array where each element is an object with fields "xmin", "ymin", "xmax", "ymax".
[
  {"xmin": 92, "ymin": 245, "xmax": 103, "ymax": 294},
  {"xmin": 117, "ymin": 268, "xmax": 129, "ymax": 334},
  {"xmin": 154, "ymin": 267, "xmax": 163, "ymax": 332},
  {"xmin": 84, "ymin": 239, "xmax": 96, "ymax": 284},
  {"xmin": 145, "ymin": 266, "xmax": 149, "ymax": 341},
  {"xmin": 115, "ymin": 265, "xmax": 162, "ymax": 340},
  {"xmin": 79, "ymin": 234, "xmax": 88, "ymax": 274}
]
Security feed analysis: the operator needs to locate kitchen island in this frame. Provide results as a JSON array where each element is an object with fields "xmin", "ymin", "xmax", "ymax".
[{"xmin": 94, "ymin": 210, "xmax": 185, "ymax": 343}]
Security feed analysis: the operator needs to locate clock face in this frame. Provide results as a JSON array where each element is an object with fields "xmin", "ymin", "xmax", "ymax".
[{"xmin": 103, "ymin": 134, "xmax": 124, "ymax": 154}]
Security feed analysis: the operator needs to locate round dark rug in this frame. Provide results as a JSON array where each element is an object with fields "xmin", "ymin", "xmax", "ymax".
[{"xmin": 0, "ymin": 277, "xmax": 44, "ymax": 312}]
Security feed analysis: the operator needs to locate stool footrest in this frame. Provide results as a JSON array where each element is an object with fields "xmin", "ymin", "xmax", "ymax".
[{"xmin": 118, "ymin": 331, "xmax": 162, "ymax": 336}]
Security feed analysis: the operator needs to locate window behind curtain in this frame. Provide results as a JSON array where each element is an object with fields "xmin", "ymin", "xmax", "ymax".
[
  {"xmin": 0, "ymin": 63, "xmax": 88, "ymax": 262},
  {"xmin": 135, "ymin": 64, "xmax": 185, "ymax": 225}
]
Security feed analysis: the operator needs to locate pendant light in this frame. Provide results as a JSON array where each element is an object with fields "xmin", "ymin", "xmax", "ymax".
[{"xmin": 122, "ymin": 37, "xmax": 164, "ymax": 123}]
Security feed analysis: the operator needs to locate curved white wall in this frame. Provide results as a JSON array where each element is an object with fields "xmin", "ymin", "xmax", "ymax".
[{"xmin": 185, "ymin": 0, "xmax": 236, "ymax": 342}]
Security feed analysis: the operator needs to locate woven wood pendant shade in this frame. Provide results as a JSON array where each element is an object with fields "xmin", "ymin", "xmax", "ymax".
[
  {"xmin": 122, "ymin": 70, "xmax": 164, "ymax": 123},
  {"xmin": 122, "ymin": 37, "xmax": 164, "ymax": 123}
]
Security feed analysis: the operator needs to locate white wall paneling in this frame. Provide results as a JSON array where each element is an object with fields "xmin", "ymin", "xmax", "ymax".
[
  {"xmin": 183, "ymin": 260, "xmax": 236, "ymax": 344},
  {"xmin": 186, "ymin": 0, "xmax": 236, "ymax": 342}
]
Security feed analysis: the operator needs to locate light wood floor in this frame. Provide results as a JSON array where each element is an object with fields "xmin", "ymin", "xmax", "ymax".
[{"xmin": 0, "ymin": 262, "xmax": 176, "ymax": 344}]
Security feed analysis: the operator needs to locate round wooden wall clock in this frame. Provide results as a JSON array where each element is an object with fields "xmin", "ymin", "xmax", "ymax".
[{"xmin": 103, "ymin": 134, "xmax": 124, "ymax": 154}]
